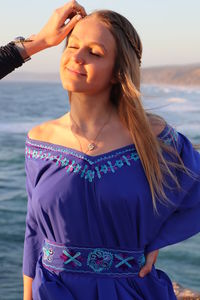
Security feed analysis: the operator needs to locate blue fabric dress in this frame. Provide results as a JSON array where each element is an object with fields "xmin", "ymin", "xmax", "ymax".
[{"xmin": 22, "ymin": 122, "xmax": 200, "ymax": 300}]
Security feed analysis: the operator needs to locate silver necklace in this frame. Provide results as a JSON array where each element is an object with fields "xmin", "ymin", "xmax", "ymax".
[{"xmin": 69, "ymin": 107, "xmax": 113, "ymax": 154}]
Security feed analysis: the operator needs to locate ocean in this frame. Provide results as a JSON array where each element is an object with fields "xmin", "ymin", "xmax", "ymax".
[{"xmin": 0, "ymin": 81, "xmax": 199, "ymax": 299}]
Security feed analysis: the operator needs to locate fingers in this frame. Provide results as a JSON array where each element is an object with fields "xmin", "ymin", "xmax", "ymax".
[
  {"xmin": 34, "ymin": 1, "xmax": 87, "ymax": 48},
  {"xmin": 70, "ymin": 0, "xmax": 87, "ymax": 17},
  {"xmin": 28, "ymin": 34, "xmax": 37, "ymax": 40},
  {"xmin": 139, "ymin": 250, "xmax": 159, "ymax": 278},
  {"xmin": 57, "ymin": 1, "xmax": 87, "ymax": 27},
  {"xmin": 61, "ymin": 13, "xmax": 83, "ymax": 37}
]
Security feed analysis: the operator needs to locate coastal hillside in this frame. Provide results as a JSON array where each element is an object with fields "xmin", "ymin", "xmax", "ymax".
[
  {"xmin": 141, "ymin": 63, "xmax": 200, "ymax": 87},
  {"xmin": 2, "ymin": 63, "xmax": 200, "ymax": 87}
]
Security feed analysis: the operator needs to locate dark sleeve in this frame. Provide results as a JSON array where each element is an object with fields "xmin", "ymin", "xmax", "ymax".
[{"xmin": 0, "ymin": 42, "xmax": 25, "ymax": 80}]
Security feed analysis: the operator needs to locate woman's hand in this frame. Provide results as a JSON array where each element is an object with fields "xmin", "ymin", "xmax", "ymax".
[
  {"xmin": 23, "ymin": 1, "xmax": 87, "ymax": 56},
  {"xmin": 139, "ymin": 249, "xmax": 159, "ymax": 278}
]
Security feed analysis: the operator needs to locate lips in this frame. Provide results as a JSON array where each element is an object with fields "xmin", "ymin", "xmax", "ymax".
[{"xmin": 66, "ymin": 67, "xmax": 86, "ymax": 76}]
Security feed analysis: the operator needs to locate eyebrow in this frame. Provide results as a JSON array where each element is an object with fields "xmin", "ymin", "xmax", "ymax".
[{"xmin": 69, "ymin": 35, "xmax": 107, "ymax": 53}]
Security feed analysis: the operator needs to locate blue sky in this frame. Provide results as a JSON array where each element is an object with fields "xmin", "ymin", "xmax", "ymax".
[{"xmin": 1, "ymin": 0, "xmax": 200, "ymax": 73}]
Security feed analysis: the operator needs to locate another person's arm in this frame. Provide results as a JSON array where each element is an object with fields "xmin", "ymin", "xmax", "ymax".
[
  {"xmin": 0, "ymin": 42, "xmax": 25, "ymax": 80},
  {"xmin": 0, "ymin": 0, "xmax": 86, "ymax": 80}
]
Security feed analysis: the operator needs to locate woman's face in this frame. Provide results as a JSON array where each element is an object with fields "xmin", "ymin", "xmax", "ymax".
[{"xmin": 60, "ymin": 16, "xmax": 116, "ymax": 95}]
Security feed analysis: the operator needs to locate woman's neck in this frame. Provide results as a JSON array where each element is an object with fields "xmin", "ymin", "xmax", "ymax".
[{"xmin": 67, "ymin": 93, "xmax": 118, "ymax": 134}]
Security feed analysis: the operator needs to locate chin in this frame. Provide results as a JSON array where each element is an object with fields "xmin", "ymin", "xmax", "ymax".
[
  {"xmin": 60, "ymin": 72, "xmax": 85, "ymax": 92},
  {"xmin": 61, "ymin": 80, "xmax": 86, "ymax": 93}
]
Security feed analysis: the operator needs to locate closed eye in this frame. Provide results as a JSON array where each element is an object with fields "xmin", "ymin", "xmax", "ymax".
[
  {"xmin": 67, "ymin": 46, "xmax": 101, "ymax": 57},
  {"xmin": 90, "ymin": 52, "xmax": 101, "ymax": 57},
  {"xmin": 68, "ymin": 46, "xmax": 78, "ymax": 49}
]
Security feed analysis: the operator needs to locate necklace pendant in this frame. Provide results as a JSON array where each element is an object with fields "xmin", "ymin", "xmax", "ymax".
[{"xmin": 88, "ymin": 143, "xmax": 95, "ymax": 151}]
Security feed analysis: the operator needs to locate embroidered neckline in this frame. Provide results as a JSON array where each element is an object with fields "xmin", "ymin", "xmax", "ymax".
[
  {"xmin": 25, "ymin": 123, "xmax": 179, "ymax": 182},
  {"xmin": 26, "ymin": 136, "xmax": 135, "ymax": 161},
  {"xmin": 25, "ymin": 144, "xmax": 140, "ymax": 181},
  {"xmin": 25, "ymin": 122, "xmax": 170, "ymax": 162},
  {"xmin": 25, "ymin": 139, "xmax": 136, "ymax": 166}
]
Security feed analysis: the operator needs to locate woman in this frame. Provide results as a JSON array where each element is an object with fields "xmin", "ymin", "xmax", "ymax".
[{"xmin": 23, "ymin": 1, "xmax": 200, "ymax": 299}]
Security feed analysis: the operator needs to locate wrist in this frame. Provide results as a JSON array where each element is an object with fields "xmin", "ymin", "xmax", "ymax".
[
  {"xmin": 14, "ymin": 42, "xmax": 31, "ymax": 62},
  {"xmin": 22, "ymin": 38, "xmax": 48, "ymax": 57},
  {"xmin": 13, "ymin": 36, "xmax": 49, "ymax": 59}
]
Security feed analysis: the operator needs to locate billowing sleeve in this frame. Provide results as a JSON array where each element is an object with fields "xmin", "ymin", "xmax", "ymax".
[
  {"xmin": 146, "ymin": 129, "xmax": 200, "ymax": 253},
  {"xmin": 22, "ymin": 155, "xmax": 44, "ymax": 278}
]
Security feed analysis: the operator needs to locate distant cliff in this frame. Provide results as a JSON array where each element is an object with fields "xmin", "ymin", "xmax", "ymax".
[
  {"xmin": 2, "ymin": 63, "xmax": 200, "ymax": 87},
  {"xmin": 141, "ymin": 63, "xmax": 200, "ymax": 87}
]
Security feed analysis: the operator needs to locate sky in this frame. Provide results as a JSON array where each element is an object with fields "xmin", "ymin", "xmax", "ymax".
[{"xmin": 1, "ymin": 0, "xmax": 200, "ymax": 73}]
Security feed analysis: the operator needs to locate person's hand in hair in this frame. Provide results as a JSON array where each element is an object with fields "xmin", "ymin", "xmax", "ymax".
[
  {"xmin": 24, "ymin": 1, "xmax": 87, "ymax": 57},
  {"xmin": 0, "ymin": 1, "xmax": 87, "ymax": 80}
]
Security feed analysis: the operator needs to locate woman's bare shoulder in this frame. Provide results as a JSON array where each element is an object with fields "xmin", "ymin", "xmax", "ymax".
[
  {"xmin": 27, "ymin": 114, "xmax": 68, "ymax": 142},
  {"xmin": 148, "ymin": 115, "xmax": 167, "ymax": 137},
  {"xmin": 28, "ymin": 120, "xmax": 55, "ymax": 141},
  {"xmin": 153, "ymin": 121, "xmax": 167, "ymax": 137}
]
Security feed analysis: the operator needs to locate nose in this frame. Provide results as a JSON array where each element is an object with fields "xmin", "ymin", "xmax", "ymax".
[{"xmin": 71, "ymin": 50, "xmax": 85, "ymax": 65}]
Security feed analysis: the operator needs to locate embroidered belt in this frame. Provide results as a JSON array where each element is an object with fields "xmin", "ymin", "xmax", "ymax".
[{"xmin": 42, "ymin": 239, "xmax": 146, "ymax": 277}]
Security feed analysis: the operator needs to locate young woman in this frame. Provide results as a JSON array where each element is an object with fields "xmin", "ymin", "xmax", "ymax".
[{"xmin": 23, "ymin": 1, "xmax": 200, "ymax": 299}]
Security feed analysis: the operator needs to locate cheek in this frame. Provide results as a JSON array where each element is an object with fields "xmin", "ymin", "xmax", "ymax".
[
  {"xmin": 60, "ymin": 56, "xmax": 69, "ymax": 87},
  {"xmin": 90, "ymin": 60, "xmax": 114, "ymax": 83},
  {"xmin": 60, "ymin": 46, "xmax": 75, "ymax": 68},
  {"xmin": 60, "ymin": 51, "xmax": 69, "ymax": 69}
]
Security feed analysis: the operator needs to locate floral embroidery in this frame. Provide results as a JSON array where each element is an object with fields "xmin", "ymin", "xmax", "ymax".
[
  {"xmin": 87, "ymin": 249, "xmax": 113, "ymax": 273},
  {"xmin": 158, "ymin": 125, "xmax": 179, "ymax": 146},
  {"xmin": 25, "ymin": 142, "xmax": 137, "ymax": 166},
  {"xmin": 42, "ymin": 240, "xmax": 146, "ymax": 276},
  {"xmin": 25, "ymin": 145, "xmax": 140, "ymax": 182},
  {"xmin": 25, "ymin": 126, "xmax": 178, "ymax": 182},
  {"xmin": 42, "ymin": 245, "xmax": 54, "ymax": 262}
]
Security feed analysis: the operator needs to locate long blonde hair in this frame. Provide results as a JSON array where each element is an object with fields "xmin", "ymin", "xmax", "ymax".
[{"xmin": 86, "ymin": 10, "xmax": 200, "ymax": 214}]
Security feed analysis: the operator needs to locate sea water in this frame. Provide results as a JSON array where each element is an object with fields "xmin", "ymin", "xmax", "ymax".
[{"xmin": 0, "ymin": 81, "xmax": 199, "ymax": 299}]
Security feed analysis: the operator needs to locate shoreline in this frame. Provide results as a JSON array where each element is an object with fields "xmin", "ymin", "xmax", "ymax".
[{"xmin": 173, "ymin": 282, "xmax": 200, "ymax": 299}]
